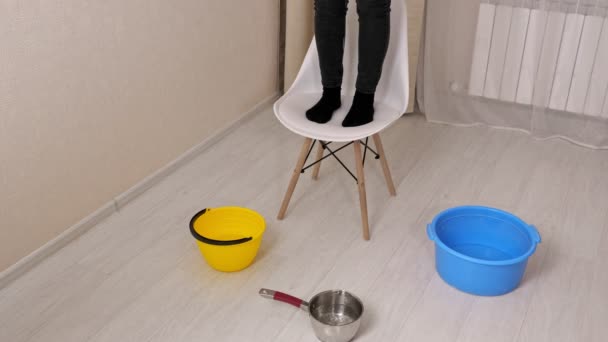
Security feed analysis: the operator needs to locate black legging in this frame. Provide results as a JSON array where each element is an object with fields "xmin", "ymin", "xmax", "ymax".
[{"xmin": 314, "ymin": 0, "xmax": 391, "ymax": 94}]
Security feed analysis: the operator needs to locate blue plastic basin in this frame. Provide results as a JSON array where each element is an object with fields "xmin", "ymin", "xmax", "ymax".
[{"xmin": 427, "ymin": 206, "xmax": 541, "ymax": 296}]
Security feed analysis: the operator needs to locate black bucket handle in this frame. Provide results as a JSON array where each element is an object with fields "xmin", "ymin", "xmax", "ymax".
[{"xmin": 189, "ymin": 208, "xmax": 253, "ymax": 246}]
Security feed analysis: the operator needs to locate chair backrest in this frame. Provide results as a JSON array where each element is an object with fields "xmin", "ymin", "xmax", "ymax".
[{"xmin": 287, "ymin": 0, "xmax": 409, "ymax": 113}]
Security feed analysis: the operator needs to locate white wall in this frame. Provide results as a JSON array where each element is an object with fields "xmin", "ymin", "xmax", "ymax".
[
  {"xmin": 0, "ymin": 1, "xmax": 278, "ymax": 272},
  {"xmin": 406, "ymin": 0, "xmax": 426, "ymax": 112},
  {"xmin": 285, "ymin": 0, "xmax": 314, "ymax": 89}
]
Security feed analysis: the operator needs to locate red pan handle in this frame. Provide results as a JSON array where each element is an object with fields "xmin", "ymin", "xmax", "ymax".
[{"xmin": 259, "ymin": 288, "xmax": 309, "ymax": 310}]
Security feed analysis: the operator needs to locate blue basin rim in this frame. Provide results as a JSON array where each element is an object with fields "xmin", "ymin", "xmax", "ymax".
[{"xmin": 427, "ymin": 206, "xmax": 541, "ymax": 266}]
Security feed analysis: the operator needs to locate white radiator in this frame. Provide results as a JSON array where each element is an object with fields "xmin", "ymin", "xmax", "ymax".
[{"xmin": 469, "ymin": 1, "xmax": 608, "ymax": 118}]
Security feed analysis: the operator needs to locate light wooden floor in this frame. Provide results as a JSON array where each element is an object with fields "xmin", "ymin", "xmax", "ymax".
[{"xmin": 1, "ymin": 109, "xmax": 608, "ymax": 342}]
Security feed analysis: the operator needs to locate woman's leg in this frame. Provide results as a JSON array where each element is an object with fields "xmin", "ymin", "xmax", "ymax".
[
  {"xmin": 342, "ymin": 0, "xmax": 391, "ymax": 127},
  {"xmin": 356, "ymin": 0, "xmax": 391, "ymax": 94},
  {"xmin": 306, "ymin": 0, "xmax": 349, "ymax": 124}
]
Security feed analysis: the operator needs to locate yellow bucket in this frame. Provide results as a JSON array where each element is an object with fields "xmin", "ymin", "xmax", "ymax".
[{"xmin": 189, "ymin": 207, "xmax": 265, "ymax": 272}]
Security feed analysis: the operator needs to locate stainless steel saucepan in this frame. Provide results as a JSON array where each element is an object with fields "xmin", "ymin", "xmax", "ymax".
[{"xmin": 259, "ymin": 288, "xmax": 364, "ymax": 342}]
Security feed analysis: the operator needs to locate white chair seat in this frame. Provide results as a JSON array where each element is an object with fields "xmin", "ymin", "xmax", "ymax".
[{"xmin": 274, "ymin": 93, "xmax": 402, "ymax": 142}]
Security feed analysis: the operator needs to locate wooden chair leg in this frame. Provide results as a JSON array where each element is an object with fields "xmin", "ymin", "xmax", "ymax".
[
  {"xmin": 311, "ymin": 141, "xmax": 324, "ymax": 180},
  {"xmin": 277, "ymin": 138, "xmax": 313, "ymax": 220},
  {"xmin": 372, "ymin": 134, "xmax": 397, "ymax": 196},
  {"xmin": 353, "ymin": 141, "xmax": 370, "ymax": 240}
]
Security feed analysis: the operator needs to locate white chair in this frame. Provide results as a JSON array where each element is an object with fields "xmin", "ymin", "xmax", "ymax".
[{"xmin": 275, "ymin": 0, "xmax": 409, "ymax": 240}]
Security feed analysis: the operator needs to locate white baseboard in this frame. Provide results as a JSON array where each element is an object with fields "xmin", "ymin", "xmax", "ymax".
[
  {"xmin": 0, "ymin": 92, "xmax": 279, "ymax": 289},
  {"xmin": 114, "ymin": 93, "xmax": 279, "ymax": 208},
  {"xmin": 0, "ymin": 202, "xmax": 116, "ymax": 289}
]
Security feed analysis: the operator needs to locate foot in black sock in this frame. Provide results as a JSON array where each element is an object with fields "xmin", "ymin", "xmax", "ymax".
[
  {"xmin": 342, "ymin": 91, "xmax": 375, "ymax": 127},
  {"xmin": 306, "ymin": 87, "xmax": 341, "ymax": 124}
]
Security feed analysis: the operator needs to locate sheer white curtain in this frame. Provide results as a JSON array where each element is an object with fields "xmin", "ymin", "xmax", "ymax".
[{"xmin": 419, "ymin": 0, "xmax": 608, "ymax": 149}]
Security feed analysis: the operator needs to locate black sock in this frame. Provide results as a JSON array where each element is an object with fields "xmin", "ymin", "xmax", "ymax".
[
  {"xmin": 342, "ymin": 91, "xmax": 375, "ymax": 127},
  {"xmin": 306, "ymin": 87, "xmax": 341, "ymax": 124}
]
